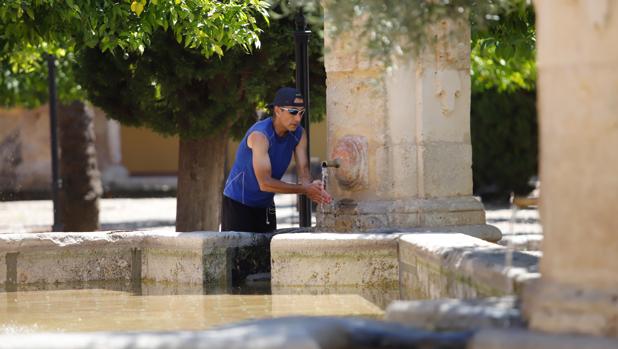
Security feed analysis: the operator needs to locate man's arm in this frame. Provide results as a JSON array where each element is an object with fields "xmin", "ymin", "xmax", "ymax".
[
  {"xmin": 294, "ymin": 130, "xmax": 312, "ymax": 186},
  {"xmin": 249, "ymin": 131, "xmax": 330, "ymax": 203}
]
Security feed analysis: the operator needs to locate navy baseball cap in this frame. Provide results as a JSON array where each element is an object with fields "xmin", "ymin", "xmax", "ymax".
[{"xmin": 268, "ymin": 87, "xmax": 304, "ymax": 108}]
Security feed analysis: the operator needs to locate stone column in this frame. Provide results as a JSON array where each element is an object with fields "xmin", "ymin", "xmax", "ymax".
[
  {"xmin": 101, "ymin": 118, "xmax": 129, "ymax": 182},
  {"xmin": 523, "ymin": 0, "xmax": 618, "ymax": 337},
  {"xmin": 318, "ymin": 11, "xmax": 498, "ymax": 240}
]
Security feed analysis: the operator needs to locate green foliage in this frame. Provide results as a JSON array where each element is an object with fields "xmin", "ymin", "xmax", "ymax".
[
  {"xmin": 276, "ymin": 0, "xmax": 537, "ymax": 93},
  {"xmin": 0, "ymin": 0, "xmax": 269, "ymax": 108},
  {"xmin": 1, "ymin": 0, "xmax": 268, "ymax": 57},
  {"xmin": 74, "ymin": 11, "xmax": 326, "ymax": 139},
  {"xmin": 0, "ymin": 44, "xmax": 84, "ymax": 107},
  {"xmin": 471, "ymin": 89, "xmax": 537, "ymax": 200},
  {"xmin": 317, "ymin": 0, "xmax": 532, "ymax": 59},
  {"xmin": 471, "ymin": 2, "xmax": 536, "ymax": 92}
]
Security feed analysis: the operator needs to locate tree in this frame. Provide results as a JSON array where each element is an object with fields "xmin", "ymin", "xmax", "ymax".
[
  {"xmin": 75, "ymin": 11, "xmax": 326, "ymax": 231},
  {"xmin": 1, "ymin": 0, "xmax": 270, "ymax": 230}
]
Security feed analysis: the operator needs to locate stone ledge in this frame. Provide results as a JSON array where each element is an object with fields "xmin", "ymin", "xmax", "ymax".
[
  {"xmin": 399, "ymin": 233, "xmax": 539, "ymax": 299},
  {"xmin": 385, "ymin": 297, "xmax": 525, "ymax": 331},
  {"xmin": 271, "ymin": 233, "xmax": 400, "ymax": 288},
  {"xmin": 0, "ymin": 231, "xmax": 272, "ymax": 288},
  {"xmin": 396, "ymin": 225, "xmax": 502, "ymax": 243},
  {"xmin": 271, "ymin": 232, "xmax": 401, "ymax": 253},
  {"xmin": 0, "ymin": 232, "xmax": 144, "ymax": 253},
  {"xmin": 522, "ymin": 279, "xmax": 618, "ymax": 337},
  {"xmin": 144, "ymin": 231, "xmax": 271, "ymax": 250},
  {"xmin": 0, "ymin": 317, "xmax": 472, "ymax": 349},
  {"xmin": 470, "ymin": 329, "xmax": 618, "ymax": 349},
  {"xmin": 318, "ymin": 196, "xmax": 494, "ymax": 234}
]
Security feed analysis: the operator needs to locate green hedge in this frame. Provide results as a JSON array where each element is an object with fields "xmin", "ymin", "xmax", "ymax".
[{"xmin": 471, "ymin": 89, "xmax": 538, "ymax": 202}]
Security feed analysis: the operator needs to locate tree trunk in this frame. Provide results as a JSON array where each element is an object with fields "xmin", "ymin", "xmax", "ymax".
[
  {"xmin": 58, "ymin": 101, "xmax": 102, "ymax": 231},
  {"xmin": 176, "ymin": 130, "xmax": 229, "ymax": 232}
]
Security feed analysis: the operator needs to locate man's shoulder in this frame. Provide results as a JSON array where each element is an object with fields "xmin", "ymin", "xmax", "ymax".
[{"xmin": 292, "ymin": 125, "xmax": 304, "ymax": 142}]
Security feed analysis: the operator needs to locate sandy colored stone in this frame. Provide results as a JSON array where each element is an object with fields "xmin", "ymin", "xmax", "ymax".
[
  {"xmin": 398, "ymin": 233, "xmax": 539, "ymax": 299},
  {"xmin": 420, "ymin": 142, "xmax": 473, "ymax": 197},
  {"xmin": 386, "ymin": 297, "xmax": 523, "ymax": 331},
  {"xmin": 0, "ymin": 316, "xmax": 472, "ymax": 349},
  {"xmin": 318, "ymin": 197, "xmax": 493, "ymax": 237},
  {"xmin": 321, "ymin": 9, "xmax": 486, "ymax": 233},
  {"xmin": 525, "ymin": 0, "xmax": 618, "ymax": 337},
  {"xmin": 374, "ymin": 143, "xmax": 419, "ymax": 199},
  {"xmin": 16, "ymin": 248, "xmax": 133, "ymax": 285},
  {"xmin": 0, "ymin": 232, "xmax": 142, "ymax": 253},
  {"xmin": 0, "ymin": 231, "xmax": 270, "ymax": 288},
  {"xmin": 142, "ymin": 247, "xmax": 211, "ymax": 285},
  {"xmin": 471, "ymin": 329, "xmax": 618, "ymax": 349},
  {"xmin": 271, "ymin": 233, "xmax": 400, "ymax": 287},
  {"xmin": 417, "ymin": 70, "xmax": 471, "ymax": 144}
]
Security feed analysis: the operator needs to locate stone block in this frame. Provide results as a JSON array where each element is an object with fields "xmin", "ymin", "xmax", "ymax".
[
  {"xmin": 417, "ymin": 69, "xmax": 471, "ymax": 144},
  {"xmin": 143, "ymin": 232, "xmax": 271, "ymax": 287},
  {"xmin": 375, "ymin": 143, "xmax": 419, "ymax": 199},
  {"xmin": 0, "ymin": 317, "xmax": 473, "ymax": 349},
  {"xmin": 421, "ymin": 142, "xmax": 473, "ymax": 197},
  {"xmin": 470, "ymin": 329, "xmax": 618, "ymax": 349},
  {"xmin": 326, "ymin": 71, "xmax": 386, "ymax": 142},
  {"xmin": 0, "ymin": 231, "xmax": 272, "ymax": 289},
  {"xmin": 536, "ymin": 0, "xmax": 618, "ymax": 67},
  {"xmin": 0, "ymin": 232, "xmax": 140, "ymax": 286},
  {"xmin": 323, "ymin": 23, "xmax": 385, "ymax": 73},
  {"xmin": 319, "ymin": 197, "xmax": 494, "ymax": 238},
  {"xmin": 398, "ymin": 233, "xmax": 539, "ymax": 299},
  {"xmin": 271, "ymin": 233, "xmax": 400, "ymax": 288},
  {"xmin": 418, "ymin": 19, "xmax": 471, "ymax": 71},
  {"xmin": 385, "ymin": 60, "xmax": 417, "ymax": 144},
  {"xmin": 523, "ymin": 279, "xmax": 618, "ymax": 337},
  {"xmin": 16, "ymin": 247, "xmax": 133, "ymax": 285},
  {"xmin": 142, "ymin": 245, "xmax": 216, "ymax": 285},
  {"xmin": 386, "ymin": 297, "xmax": 524, "ymax": 331},
  {"xmin": 422, "ymin": 209, "xmax": 485, "ymax": 228}
]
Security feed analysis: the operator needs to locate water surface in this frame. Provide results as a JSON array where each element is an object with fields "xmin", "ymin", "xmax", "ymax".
[{"xmin": 0, "ymin": 287, "xmax": 383, "ymax": 333}]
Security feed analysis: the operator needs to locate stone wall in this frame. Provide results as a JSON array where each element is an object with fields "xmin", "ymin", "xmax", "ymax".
[
  {"xmin": 271, "ymin": 232, "xmax": 539, "ymax": 301},
  {"xmin": 0, "ymin": 231, "xmax": 271, "ymax": 291},
  {"xmin": 0, "ymin": 105, "xmax": 113, "ymax": 196}
]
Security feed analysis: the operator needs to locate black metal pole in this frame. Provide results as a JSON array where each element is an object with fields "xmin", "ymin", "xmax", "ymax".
[
  {"xmin": 294, "ymin": 11, "xmax": 312, "ymax": 228},
  {"xmin": 47, "ymin": 54, "xmax": 63, "ymax": 232}
]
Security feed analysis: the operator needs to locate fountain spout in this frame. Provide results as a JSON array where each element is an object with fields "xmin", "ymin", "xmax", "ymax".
[{"xmin": 321, "ymin": 158, "xmax": 341, "ymax": 168}]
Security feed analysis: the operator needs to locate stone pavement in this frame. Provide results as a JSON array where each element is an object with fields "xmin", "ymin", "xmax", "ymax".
[
  {"xmin": 0, "ymin": 196, "xmax": 542, "ymax": 252},
  {"xmin": 0, "ymin": 194, "xmax": 304, "ymax": 234}
]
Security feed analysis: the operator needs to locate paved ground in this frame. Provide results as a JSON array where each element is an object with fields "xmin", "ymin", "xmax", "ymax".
[{"xmin": 0, "ymin": 196, "xmax": 542, "ymax": 251}]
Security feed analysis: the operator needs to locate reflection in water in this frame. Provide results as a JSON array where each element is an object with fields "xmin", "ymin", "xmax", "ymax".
[{"xmin": 0, "ymin": 288, "xmax": 384, "ymax": 333}]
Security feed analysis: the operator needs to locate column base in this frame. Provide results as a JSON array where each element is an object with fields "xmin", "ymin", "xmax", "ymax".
[
  {"xmin": 317, "ymin": 196, "xmax": 499, "ymax": 239},
  {"xmin": 523, "ymin": 279, "xmax": 618, "ymax": 337}
]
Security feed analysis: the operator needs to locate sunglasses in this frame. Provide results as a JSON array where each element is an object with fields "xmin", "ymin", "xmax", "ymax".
[{"xmin": 280, "ymin": 107, "xmax": 305, "ymax": 116}]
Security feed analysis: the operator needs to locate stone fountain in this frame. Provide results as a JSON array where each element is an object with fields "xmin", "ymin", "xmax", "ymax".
[{"xmin": 316, "ymin": 18, "xmax": 500, "ymax": 240}]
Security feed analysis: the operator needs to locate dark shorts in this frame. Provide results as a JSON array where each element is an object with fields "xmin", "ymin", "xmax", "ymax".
[{"xmin": 221, "ymin": 195, "xmax": 276, "ymax": 233}]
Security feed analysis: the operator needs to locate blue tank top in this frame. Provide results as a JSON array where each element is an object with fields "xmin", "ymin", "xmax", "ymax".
[{"xmin": 223, "ymin": 117, "xmax": 303, "ymax": 208}]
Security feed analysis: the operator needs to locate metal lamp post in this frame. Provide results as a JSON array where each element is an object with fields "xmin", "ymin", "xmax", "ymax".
[
  {"xmin": 46, "ymin": 54, "xmax": 63, "ymax": 232},
  {"xmin": 294, "ymin": 10, "xmax": 312, "ymax": 228}
]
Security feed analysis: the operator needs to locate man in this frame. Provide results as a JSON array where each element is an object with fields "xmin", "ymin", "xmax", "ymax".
[{"xmin": 221, "ymin": 87, "xmax": 332, "ymax": 233}]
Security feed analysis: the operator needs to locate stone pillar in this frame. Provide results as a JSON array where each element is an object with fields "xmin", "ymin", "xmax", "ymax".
[
  {"xmin": 100, "ymin": 118, "xmax": 129, "ymax": 183},
  {"xmin": 523, "ymin": 0, "xmax": 618, "ymax": 337},
  {"xmin": 318, "ymin": 10, "xmax": 498, "ymax": 239}
]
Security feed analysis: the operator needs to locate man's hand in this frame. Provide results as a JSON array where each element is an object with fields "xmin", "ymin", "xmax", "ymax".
[{"xmin": 303, "ymin": 180, "xmax": 332, "ymax": 205}]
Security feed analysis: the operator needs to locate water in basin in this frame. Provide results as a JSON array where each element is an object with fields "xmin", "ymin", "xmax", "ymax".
[{"xmin": 0, "ymin": 283, "xmax": 385, "ymax": 333}]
